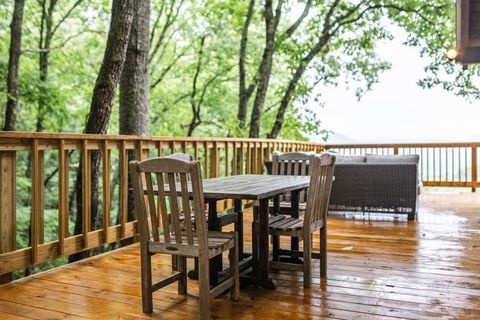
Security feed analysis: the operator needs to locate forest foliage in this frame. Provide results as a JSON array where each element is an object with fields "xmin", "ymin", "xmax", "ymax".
[{"xmin": 1, "ymin": 0, "xmax": 478, "ymax": 140}]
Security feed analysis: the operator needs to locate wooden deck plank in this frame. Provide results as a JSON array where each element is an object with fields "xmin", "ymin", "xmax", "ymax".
[{"xmin": 1, "ymin": 192, "xmax": 480, "ymax": 319}]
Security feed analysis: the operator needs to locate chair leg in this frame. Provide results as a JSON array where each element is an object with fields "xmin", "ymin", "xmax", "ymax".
[
  {"xmin": 171, "ymin": 255, "xmax": 178, "ymax": 271},
  {"xmin": 229, "ymin": 232, "xmax": 239, "ymax": 301},
  {"xmin": 272, "ymin": 235, "xmax": 280, "ymax": 261},
  {"xmin": 178, "ymin": 256, "xmax": 187, "ymax": 294},
  {"xmin": 199, "ymin": 254, "xmax": 211, "ymax": 320},
  {"xmin": 320, "ymin": 226, "xmax": 327, "ymax": 278},
  {"xmin": 303, "ymin": 235, "xmax": 312, "ymax": 288},
  {"xmin": 140, "ymin": 244, "xmax": 153, "ymax": 313}
]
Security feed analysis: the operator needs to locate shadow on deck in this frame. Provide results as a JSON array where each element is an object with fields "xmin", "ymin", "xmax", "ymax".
[{"xmin": 1, "ymin": 191, "xmax": 479, "ymax": 319}]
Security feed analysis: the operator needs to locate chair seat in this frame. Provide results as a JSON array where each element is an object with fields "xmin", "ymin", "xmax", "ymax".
[
  {"xmin": 148, "ymin": 231, "xmax": 235, "ymax": 258},
  {"xmin": 269, "ymin": 201, "xmax": 306, "ymax": 210},
  {"xmin": 269, "ymin": 215, "xmax": 324, "ymax": 236},
  {"xmin": 269, "ymin": 215, "xmax": 304, "ymax": 231}
]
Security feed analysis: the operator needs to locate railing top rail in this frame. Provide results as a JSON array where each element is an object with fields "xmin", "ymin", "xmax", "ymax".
[
  {"xmin": 325, "ymin": 142, "xmax": 480, "ymax": 148},
  {"xmin": 0, "ymin": 131, "xmax": 321, "ymax": 145}
]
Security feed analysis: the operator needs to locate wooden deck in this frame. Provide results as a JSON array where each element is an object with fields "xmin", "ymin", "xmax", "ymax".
[{"xmin": 1, "ymin": 191, "xmax": 479, "ymax": 319}]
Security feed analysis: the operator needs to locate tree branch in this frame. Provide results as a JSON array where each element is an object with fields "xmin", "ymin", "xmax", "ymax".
[
  {"xmin": 150, "ymin": 46, "xmax": 188, "ymax": 88},
  {"xmin": 280, "ymin": 0, "xmax": 312, "ymax": 40},
  {"xmin": 51, "ymin": 0, "xmax": 84, "ymax": 37},
  {"xmin": 21, "ymin": 29, "xmax": 101, "ymax": 54}
]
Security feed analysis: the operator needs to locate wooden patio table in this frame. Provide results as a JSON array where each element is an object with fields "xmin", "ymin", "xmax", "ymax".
[{"xmin": 183, "ymin": 174, "xmax": 310, "ymax": 289}]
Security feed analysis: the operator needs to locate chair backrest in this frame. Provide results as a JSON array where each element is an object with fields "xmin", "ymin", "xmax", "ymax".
[
  {"xmin": 304, "ymin": 154, "xmax": 336, "ymax": 230},
  {"xmin": 272, "ymin": 151, "xmax": 314, "ymax": 202},
  {"xmin": 130, "ymin": 157, "xmax": 208, "ymax": 252}
]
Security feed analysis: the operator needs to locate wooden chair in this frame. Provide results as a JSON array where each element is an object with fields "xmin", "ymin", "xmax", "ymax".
[
  {"xmin": 167, "ymin": 153, "xmax": 244, "ymax": 278},
  {"xmin": 130, "ymin": 157, "xmax": 239, "ymax": 319},
  {"xmin": 270, "ymin": 152, "xmax": 314, "ymax": 260},
  {"xmin": 268, "ymin": 153, "xmax": 335, "ymax": 288}
]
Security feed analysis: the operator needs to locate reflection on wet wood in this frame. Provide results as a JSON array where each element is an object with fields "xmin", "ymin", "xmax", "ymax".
[{"xmin": 0, "ymin": 192, "xmax": 479, "ymax": 319}]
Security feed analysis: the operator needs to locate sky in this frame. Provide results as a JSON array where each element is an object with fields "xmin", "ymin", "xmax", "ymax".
[{"xmin": 309, "ymin": 30, "xmax": 480, "ymax": 144}]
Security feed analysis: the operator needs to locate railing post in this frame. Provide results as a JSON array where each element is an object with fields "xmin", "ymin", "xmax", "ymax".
[
  {"xmin": 472, "ymin": 144, "xmax": 477, "ymax": 192},
  {"xmin": 0, "ymin": 151, "xmax": 16, "ymax": 284},
  {"xmin": 393, "ymin": 147, "xmax": 399, "ymax": 155}
]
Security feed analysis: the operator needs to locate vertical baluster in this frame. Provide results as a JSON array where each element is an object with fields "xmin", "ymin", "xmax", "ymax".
[
  {"xmin": 194, "ymin": 141, "xmax": 199, "ymax": 160},
  {"xmin": 259, "ymin": 142, "xmax": 265, "ymax": 174},
  {"xmin": 102, "ymin": 140, "xmax": 110, "ymax": 243},
  {"xmin": 426, "ymin": 148, "xmax": 430, "ymax": 182},
  {"xmin": 225, "ymin": 141, "xmax": 230, "ymax": 176},
  {"xmin": 203, "ymin": 141, "xmax": 209, "ymax": 178},
  {"xmin": 471, "ymin": 144, "xmax": 477, "ymax": 192},
  {"xmin": 252, "ymin": 141, "xmax": 257, "ymax": 173},
  {"xmin": 58, "ymin": 140, "xmax": 68, "ymax": 255},
  {"xmin": 240, "ymin": 141, "xmax": 245, "ymax": 174},
  {"xmin": 80, "ymin": 139, "xmax": 91, "ymax": 248},
  {"xmin": 157, "ymin": 141, "xmax": 163, "ymax": 157},
  {"xmin": 210, "ymin": 141, "xmax": 219, "ymax": 178},
  {"xmin": 182, "ymin": 141, "xmax": 188, "ymax": 154},
  {"xmin": 247, "ymin": 141, "xmax": 252, "ymax": 174},
  {"xmin": 233, "ymin": 141, "xmax": 238, "ymax": 175},
  {"xmin": 119, "ymin": 140, "xmax": 128, "ymax": 238}
]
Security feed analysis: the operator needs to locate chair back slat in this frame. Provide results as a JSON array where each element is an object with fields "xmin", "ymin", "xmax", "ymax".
[
  {"xmin": 304, "ymin": 154, "xmax": 336, "ymax": 230},
  {"xmin": 155, "ymin": 172, "xmax": 171, "ymax": 243},
  {"xmin": 167, "ymin": 172, "xmax": 183, "ymax": 244},
  {"xmin": 145, "ymin": 173, "xmax": 160, "ymax": 242},
  {"xmin": 179, "ymin": 172, "xmax": 194, "ymax": 245},
  {"xmin": 190, "ymin": 163, "xmax": 208, "ymax": 250},
  {"xmin": 130, "ymin": 157, "xmax": 207, "ymax": 251},
  {"xmin": 272, "ymin": 152, "xmax": 314, "ymax": 203}
]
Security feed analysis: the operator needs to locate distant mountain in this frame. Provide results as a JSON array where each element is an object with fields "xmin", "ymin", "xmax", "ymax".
[{"xmin": 322, "ymin": 132, "xmax": 357, "ymax": 144}]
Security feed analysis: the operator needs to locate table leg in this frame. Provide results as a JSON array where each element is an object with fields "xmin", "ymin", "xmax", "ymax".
[
  {"xmin": 234, "ymin": 199, "xmax": 243, "ymax": 260},
  {"xmin": 257, "ymin": 198, "xmax": 276, "ymax": 289},
  {"xmin": 290, "ymin": 190, "xmax": 300, "ymax": 257},
  {"xmin": 208, "ymin": 199, "xmax": 220, "ymax": 286}
]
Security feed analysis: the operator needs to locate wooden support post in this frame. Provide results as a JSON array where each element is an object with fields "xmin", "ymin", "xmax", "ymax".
[
  {"xmin": 0, "ymin": 151, "xmax": 16, "ymax": 284},
  {"xmin": 472, "ymin": 144, "xmax": 477, "ymax": 192},
  {"xmin": 393, "ymin": 147, "xmax": 399, "ymax": 155}
]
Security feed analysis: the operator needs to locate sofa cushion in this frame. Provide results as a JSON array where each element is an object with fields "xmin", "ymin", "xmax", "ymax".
[
  {"xmin": 334, "ymin": 155, "xmax": 366, "ymax": 164},
  {"xmin": 366, "ymin": 154, "xmax": 419, "ymax": 165}
]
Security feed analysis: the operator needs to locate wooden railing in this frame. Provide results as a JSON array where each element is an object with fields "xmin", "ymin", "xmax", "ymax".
[
  {"xmin": 325, "ymin": 143, "xmax": 479, "ymax": 191},
  {"xmin": 1, "ymin": 132, "xmax": 478, "ymax": 281},
  {"xmin": 0, "ymin": 131, "xmax": 323, "ymax": 280}
]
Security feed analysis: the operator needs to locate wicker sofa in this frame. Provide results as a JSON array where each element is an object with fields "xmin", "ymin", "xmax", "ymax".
[
  {"xmin": 265, "ymin": 153, "xmax": 420, "ymax": 220},
  {"xmin": 328, "ymin": 154, "xmax": 420, "ymax": 220}
]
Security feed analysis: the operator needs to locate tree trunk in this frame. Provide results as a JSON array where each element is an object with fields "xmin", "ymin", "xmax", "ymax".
[
  {"xmin": 36, "ymin": 0, "xmax": 57, "ymax": 132},
  {"xmin": 248, "ymin": 0, "xmax": 282, "ymax": 138},
  {"xmin": 119, "ymin": 0, "xmax": 150, "ymax": 236},
  {"xmin": 237, "ymin": 0, "xmax": 255, "ymax": 130},
  {"xmin": 268, "ymin": 37, "xmax": 329, "ymax": 139},
  {"xmin": 3, "ymin": 0, "xmax": 25, "ymax": 131},
  {"xmin": 70, "ymin": 0, "xmax": 135, "ymax": 263},
  {"xmin": 120, "ymin": 0, "xmax": 150, "ymax": 137}
]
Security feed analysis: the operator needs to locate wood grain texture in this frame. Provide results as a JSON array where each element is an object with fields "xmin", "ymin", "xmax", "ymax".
[{"xmin": 1, "ymin": 192, "xmax": 479, "ymax": 319}]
